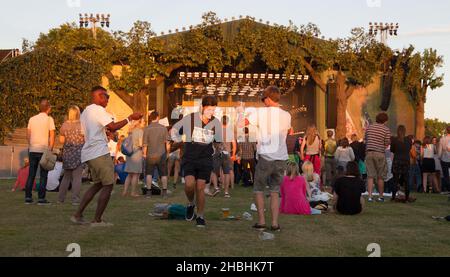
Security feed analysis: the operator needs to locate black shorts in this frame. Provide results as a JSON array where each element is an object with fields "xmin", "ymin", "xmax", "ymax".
[{"xmin": 182, "ymin": 158, "xmax": 213, "ymax": 183}]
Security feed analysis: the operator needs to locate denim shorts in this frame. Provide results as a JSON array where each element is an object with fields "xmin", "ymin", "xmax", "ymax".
[{"xmin": 253, "ymin": 157, "xmax": 287, "ymax": 194}]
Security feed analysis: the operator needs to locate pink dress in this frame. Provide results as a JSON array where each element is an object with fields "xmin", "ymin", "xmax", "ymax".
[{"xmin": 280, "ymin": 176, "xmax": 311, "ymax": 215}]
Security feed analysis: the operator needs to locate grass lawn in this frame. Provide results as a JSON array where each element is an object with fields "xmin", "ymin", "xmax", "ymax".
[{"xmin": 0, "ymin": 179, "xmax": 449, "ymax": 257}]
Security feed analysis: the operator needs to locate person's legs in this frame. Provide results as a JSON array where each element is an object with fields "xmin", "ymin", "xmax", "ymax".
[
  {"xmin": 392, "ymin": 171, "xmax": 399, "ymax": 201},
  {"xmin": 71, "ymin": 165, "xmax": 83, "ymax": 203},
  {"xmin": 174, "ymin": 160, "xmax": 180, "ymax": 185},
  {"xmin": 423, "ymin": 172, "xmax": 428, "ymax": 192},
  {"xmin": 195, "ymin": 179, "xmax": 206, "ymax": 217},
  {"xmin": 223, "ymin": 173, "xmax": 230, "ymax": 195},
  {"xmin": 94, "ymin": 184, "xmax": 114, "ymax": 222},
  {"xmin": 159, "ymin": 156, "xmax": 169, "ymax": 197},
  {"xmin": 185, "ymin": 175, "xmax": 196, "ymax": 204},
  {"xmin": 365, "ymin": 154, "xmax": 376, "ymax": 199},
  {"xmin": 25, "ymin": 152, "xmax": 41, "ymax": 200},
  {"xmin": 253, "ymin": 158, "xmax": 270, "ymax": 226},
  {"xmin": 270, "ymin": 192, "xmax": 280, "ymax": 227},
  {"xmin": 441, "ymin": 161, "xmax": 450, "ymax": 192},
  {"xmin": 123, "ymin": 174, "xmax": 132, "ymax": 196},
  {"xmin": 73, "ymin": 182, "xmax": 103, "ymax": 219},
  {"xmin": 167, "ymin": 158, "xmax": 174, "ymax": 183},
  {"xmin": 377, "ymin": 178, "xmax": 384, "ymax": 199},
  {"xmin": 268, "ymin": 160, "xmax": 285, "ymax": 228},
  {"xmin": 403, "ymin": 168, "xmax": 410, "ymax": 200},
  {"xmin": 58, "ymin": 169, "xmax": 72, "ymax": 203},
  {"xmin": 415, "ymin": 164, "xmax": 422, "ymax": 192},
  {"xmin": 255, "ymin": 192, "xmax": 265, "ymax": 225},
  {"xmin": 367, "ymin": 177, "xmax": 374, "ymax": 199},
  {"xmin": 130, "ymin": 173, "xmax": 140, "ymax": 196},
  {"xmin": 432, "ymin": 173, "xmax": 440, "ymax": 193},
  {"xmin": 38, "ymin": 164, "xmax": 49, "ymax": 201}
]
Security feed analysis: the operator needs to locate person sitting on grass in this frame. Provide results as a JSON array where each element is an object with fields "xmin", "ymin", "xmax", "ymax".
[
  {"xmin": 280, "ymin": 161, "xmax": 322, "ymax": 215},
  {"xmin": 333, "ymin": 161, "xmax": 366, "ymax": 215},
  {"xmin": 12, "ymin": 158, "xmax": 35, "ymax": 192},
  {"xmin": 302, "ymin": 161, "xmax": 331, "ymax": 202},
  {"xmin": 114, "ymin": 157, "xmax": 128, "ymax": 185}
]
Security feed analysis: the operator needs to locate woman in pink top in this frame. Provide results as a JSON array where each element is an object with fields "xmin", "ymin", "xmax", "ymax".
[{"xmin": 280, "ymin": 161, "xmax": 321, "ymax": 215}]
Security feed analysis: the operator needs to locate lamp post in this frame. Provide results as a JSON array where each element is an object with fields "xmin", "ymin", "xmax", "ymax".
[
  {"xmin": 79, "ymin": 13, "xmax": 110, "ymax": 40},
  {"xmin": 368, "ymin": 22, "xmax": 399, "ymax": 45}
]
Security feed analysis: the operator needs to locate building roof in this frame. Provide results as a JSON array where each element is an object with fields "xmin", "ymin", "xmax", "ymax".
[{"xmin": 0, "ymin": 49, "xmax": 20, "ymax": 63}]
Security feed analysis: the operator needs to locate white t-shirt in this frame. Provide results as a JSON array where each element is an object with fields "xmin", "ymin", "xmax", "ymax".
[
  {"xmin": 27, "ymin": 113, "xmax": 56, "ymax": 153},
  {"xmin": 46, "ymin": 161, "xmax": 63, "ymax": 191},
  {"xmin": 248, "ymin": 106, "xmax": 291, "ymax": 161},
  {"xmin": 108, "ymin": 140, "xmax": 117, "ymax": 157},
  {"xmin": 80, "ymin": 104, "xmax": 114, "ymax": 163}
]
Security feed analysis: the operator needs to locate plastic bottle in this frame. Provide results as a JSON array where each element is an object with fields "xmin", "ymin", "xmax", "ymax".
[{"xmin": 258, "ymin": 232, "xmax": 275, "ymax": 240}]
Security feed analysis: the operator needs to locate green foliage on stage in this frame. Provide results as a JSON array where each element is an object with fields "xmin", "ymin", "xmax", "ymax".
[
  {"xmin": 0, "ymin": 11, "xmax": 445, "ymax": 142},
  {"xmin": 425, "ymin": 118, "xmax": 448, "ymax": 138},
  {"xmin": 393, "ymin": 45, "xmax": 444, "ymax": 139},
  {"xmin": 0, "ymin": 48, "xmax": 103, "ymax": 141}
]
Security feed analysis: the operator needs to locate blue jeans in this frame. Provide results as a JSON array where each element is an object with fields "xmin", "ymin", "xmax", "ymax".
[
  {"xmin": 408, "ymin": 164, "xmax": 421, "ymax": 192},
  {"xmin": 25, "ymin": 152, "xmax": 49, "ymax": 200}
]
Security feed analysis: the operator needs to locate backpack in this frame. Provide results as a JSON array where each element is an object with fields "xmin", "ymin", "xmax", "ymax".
[{"xmin": 121, "ymin": 135, "xmax": 134, "ymax": 156}]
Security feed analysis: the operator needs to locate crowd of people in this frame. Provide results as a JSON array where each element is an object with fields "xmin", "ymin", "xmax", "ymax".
[{"xmin": 16, "ymin": 85, "xmax": 450, "ymax": 229}]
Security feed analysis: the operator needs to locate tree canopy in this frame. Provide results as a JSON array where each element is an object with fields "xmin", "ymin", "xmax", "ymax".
[{"xmin": 0, "ymin": 11, "xmax": 444, "ymax": 142}]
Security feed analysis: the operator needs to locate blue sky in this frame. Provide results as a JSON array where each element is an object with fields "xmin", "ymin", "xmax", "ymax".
[{"xmin": 1, "ymin": 0, "xmax": 449, "ymax": 121}]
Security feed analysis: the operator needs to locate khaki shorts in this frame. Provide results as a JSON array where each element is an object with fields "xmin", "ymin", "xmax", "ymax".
[
  {"xmin": 365, "ymin": 151, "xmax": 387, "ymax": 180},
  {"xmin": 87, "ymin": 154, "xmax": 115, "ymax": 186},
  {"xmin": 254, "ymin": 157, "xmax": 286, "ymax": 194}
]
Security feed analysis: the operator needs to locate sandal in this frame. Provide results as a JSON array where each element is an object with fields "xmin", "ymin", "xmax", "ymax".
[
  {"xmin": 270, "ymin": 225, "xmax": 281, "ymax": 232},
  {"xmin": 252, "ymin": 223, "xmax": 266, "ymax": 230}
]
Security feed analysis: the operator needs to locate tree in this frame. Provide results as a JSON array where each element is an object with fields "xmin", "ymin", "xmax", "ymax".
[
  {"xmin": 394, "ymin": 46, "xmax": 444, "ymax": 140},
  {"xmin": 425, "ymin": 118, "xmax": 448, "ymax": 138},
  {"xmin": 108, "ymin": 21, "xmax": 165, "ymax": 116},
  {"xmin": 279, "ymin": 25, "xmax": 392, "ymax": 139},
  {"xmin": 0, "ymin": 48, "xmax": 102, "ymax": 142}
]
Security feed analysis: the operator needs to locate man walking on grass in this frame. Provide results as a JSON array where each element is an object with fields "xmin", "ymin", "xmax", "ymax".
[
  {"xmin": 71, "ymin": 86, "xmax": 143, "ymax": 226},
  {"xmin": 171, "ymin": 95, "xmax": 222, "ymax": 227}
]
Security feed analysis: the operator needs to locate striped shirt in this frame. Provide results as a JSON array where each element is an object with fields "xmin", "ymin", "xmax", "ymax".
[{"xmin": 364, "ymin": 123, "xmax": 391, "ymax": 154}]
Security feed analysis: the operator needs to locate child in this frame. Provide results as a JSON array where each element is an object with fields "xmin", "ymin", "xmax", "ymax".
[
  {"xmin": 12, "ymin": 158, "xmax": 35, "ymax": 192},
  {"xmin": 280, "ymin": 161, "xmax": 321, "ymax": 215},
  {"xmin": 335, "ymin": 137, "xmax": 355, "ymax": 174},
  {"xmin": 302, "ymin": 161, "xmax": 331, "ymax": 202}
]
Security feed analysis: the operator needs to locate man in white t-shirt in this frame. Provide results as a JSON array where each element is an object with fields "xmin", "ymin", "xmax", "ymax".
[
  {"xmin": 71, "ymin": 86, "xmax": 143, "ymax": 226},
  {"xmin": 25, "ymin": 98, "xmax": 55, "ymax": 205},
  {"xmin": 246, "ymin": 86, "xmax": 291, "ymax": 232}
]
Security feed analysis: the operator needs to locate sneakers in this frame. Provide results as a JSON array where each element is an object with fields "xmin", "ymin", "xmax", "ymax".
[
  {"xmin": 196, "ymin": 217, "xmax": 206, "ymax": 228},
  {"xmin": 145, "ymin": 189, "xmax": 152, "ymax": 199},
  {"xmin": 186, "ymin": 204, "xmax": 196, "ymax": 221},
  {"xmin": 25, "ymin": 198, "xmax": 34, "ymax": 205},
  {"xmin": 224, "ymin": 192, "xmax": 231, "ymax": 198},
  {"xmin": 252, "ymin": 223, "xmax": 266, "ymax": 231},
  {"xmin": 376, "ymin": 198, "xmax": 385, "ymax": 203},
  {"xmin": 37, "ymin": 199, "xmax": 51, "ymax": 206},
  {"xmin": 367, "ymin": 197, "xmax": 374, "ymax": 203}
]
